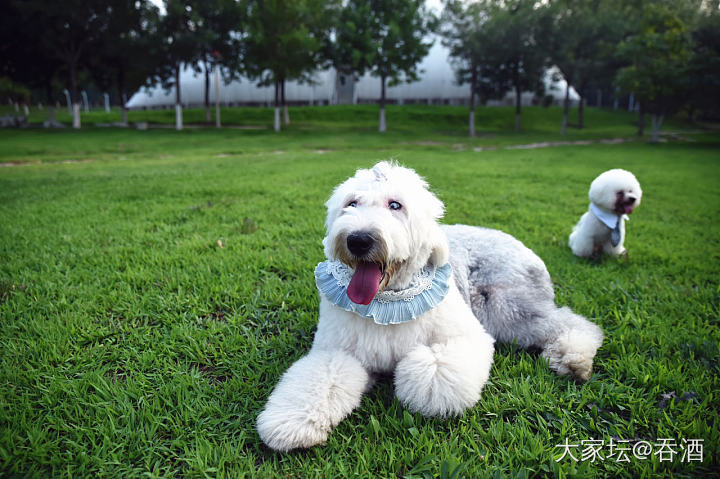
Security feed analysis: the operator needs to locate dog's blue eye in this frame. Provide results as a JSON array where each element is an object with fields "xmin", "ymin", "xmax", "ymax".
[
  {"xmin": 389, "ymin": 201, "xmax": 402, "ymax": 211},
  {"xmin": 347, "ymin": 201, "xmax": 357, "ymax": 208}
]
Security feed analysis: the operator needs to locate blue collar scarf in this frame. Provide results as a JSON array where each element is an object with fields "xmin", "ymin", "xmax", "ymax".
[
  {"xmin": 590, "ymin": 203, "xmax": 629, "ymax": 247},
  {"xmin": 314, "ymin": 260, "xmax": 452, "ymax": 325}
]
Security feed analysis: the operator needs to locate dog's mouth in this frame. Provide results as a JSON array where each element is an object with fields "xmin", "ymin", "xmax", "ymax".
[
  {"xmin": 617, "ymin": 202, "xmax": 635, "ymax": 215},
  {"xmin": 614, "ymin": 192, "xmax": 636, "ymax": 215},
  {"xmin": 347, "ymin": 262, "xmax": 385, "ymax": 305}
]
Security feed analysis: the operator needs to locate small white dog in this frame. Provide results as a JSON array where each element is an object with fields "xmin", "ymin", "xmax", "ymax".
[
  {"xmin": 257, "ymin": 162, "xmax": 603, "ymax": 452},
  {"xmin": 569, "ymin": 169, "xmax": 642, "ymax": 259}
]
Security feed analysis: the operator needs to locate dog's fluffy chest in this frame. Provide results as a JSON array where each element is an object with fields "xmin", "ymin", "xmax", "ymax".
[
  {"xmin": 312, "ymin": 285, "xmax": 476, "ymax": 373},
  {"xmin": 586, "ymin": 210, "xmax": 624, "ymax": 242},
  {"xmin": 312, "ymin": 298, "xmax": 428, "ymax": 372}
]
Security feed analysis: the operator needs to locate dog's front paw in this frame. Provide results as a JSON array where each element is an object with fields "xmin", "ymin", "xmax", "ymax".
[
  {"xmin": 256, "ymin": 349, "xmax": 370, "ymax": 451},
  {"xmin": 257, "ymin": 405, "xmax": 330, "ymax": 452},
  {"xmin": 395, "ymin": 338, "xmax": 493, "ymax": 417}
]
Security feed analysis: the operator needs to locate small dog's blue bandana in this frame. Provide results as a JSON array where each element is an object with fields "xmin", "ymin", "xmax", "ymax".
[
  {"xmin": 590, "ymin": 203, "xmax": 628, "ymax": 247},
  {"xmin": 314, "ymin": 260, "xmax": 452, "ymax": 325}
]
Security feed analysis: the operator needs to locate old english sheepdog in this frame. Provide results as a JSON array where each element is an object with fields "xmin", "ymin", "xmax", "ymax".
[
  {"xmin": 569, "ymin": 169, "xmax": 642, "ymax": 259},
  {"xmin": 257, "ymin": 162, "xmax": 604, "ymax": 452}
]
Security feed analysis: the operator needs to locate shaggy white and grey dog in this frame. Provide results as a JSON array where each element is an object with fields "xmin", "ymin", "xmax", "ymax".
[
  {"xmin": 569, "ymin": 169, "xmax": 642, "ymax": 259},
  {"xmin": 257, "ymin": 162, "xmax": 603, "ymax": 452}
]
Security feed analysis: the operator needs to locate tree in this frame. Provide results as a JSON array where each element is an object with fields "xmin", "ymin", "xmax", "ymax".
[
  {"xmin": 190, "ymin": 0, "xmax": 245, "ymax": 125},
  {"xmin": 615, "ymin": 4, "xmax": 693, "ymax": 143},
  {"xmin": 686, "ymin": 5, "xmax": 720, "ymax": 121},
  {"xmin": 547, "ymin": 0, "xmax": 625, "ymax": 133},
  {"xmin": 0, "ymin": 77, "xmax": 31, "ymax": 107},
  {"xmin": 245, "ymin": 0, "xmax": 338, "ymax": 131},
  {"xmin": 87, "ymin": 0, "xmax": 161, "ymax": 126},
  {"xmin": 13, "ymin": 0, "xmax": 116, "ymax": 128},
  {"xmin": 480, "ymin": 0, "xmax": 552, "ymax": 132},
  {"xmin": 441, "ymin": 0, "xmax": 481, "ymax": 137},
  {"xmin": 334, "ymin": 0, "xmax": 436, "ymax": 133},
  {"xmin": 1, "ymin": 0, "xmax": 64, "ymax": 123},
  {"xmin": 156, "ymin": 0, "xmax": 204, "ymax": 130},
  {"xmin": 441, "ymin": 0, "xmax": 502, "ymax": 137}
]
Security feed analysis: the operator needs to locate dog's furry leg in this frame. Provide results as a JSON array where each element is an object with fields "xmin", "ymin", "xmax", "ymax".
[
  {"xmin": 257, "ymin": 349, "xmax": 370, "ymax": 451},
  {"xmin": 569, "ymin": 228, "xmax": 596, "ymax": 258},
  {"xmin": 394, "ymin": 333, "xmax": 494, "ymax": 417},
  {"xmin": 540, "ymin": 307, "xmax": 604, "ymax": 381},
  {"xmin": 603, "ymin": 238, "xmax": 627, "ymax": 258}
]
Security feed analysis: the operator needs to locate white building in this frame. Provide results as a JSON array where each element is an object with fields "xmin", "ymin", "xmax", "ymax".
[{"xmin": 127, "ymin": 40, "xmax": 578, "ymax": 110}]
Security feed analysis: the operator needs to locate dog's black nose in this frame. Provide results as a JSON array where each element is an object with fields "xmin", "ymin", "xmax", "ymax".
[
  {"xmin": 627, "ymin": 196, "xmax": 636, "ymax": 204},
  {"xmin": 347, "ymin": 232, "xmax": 374, "ymax": 256}
]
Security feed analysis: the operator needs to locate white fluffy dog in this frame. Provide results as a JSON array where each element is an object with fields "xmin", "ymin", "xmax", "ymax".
[
  {"xmin": 257, "ymin": 162, "xmax": 603, "ymax": 452},
  {"xmin": 569, "ymin": 169, "xmax": 642, "ymax": 259}
]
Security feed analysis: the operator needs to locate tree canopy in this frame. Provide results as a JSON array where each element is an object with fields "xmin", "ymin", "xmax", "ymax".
[
  {"xmin": 244, "ymin": 0, "xmax": 339, "ymax": 130},
  {"xmin": 334, "ymin": 0, "xmax": 436, "ymax": 132},
  {"xmin": 1, "ymin": 0, "xmax": 718, "ymax": 133},
  {"xmin": 615, "ymin": 3, "xmax": 693, "ymax": 142},
  {"xmin": 465, "ymin": 0, "xmax": 552, "ymax": 132}
]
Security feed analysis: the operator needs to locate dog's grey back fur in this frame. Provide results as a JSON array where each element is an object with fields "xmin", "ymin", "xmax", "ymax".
[{"xmin": 443, "ymin": 224, "xmax": 600, "ymax": 358}]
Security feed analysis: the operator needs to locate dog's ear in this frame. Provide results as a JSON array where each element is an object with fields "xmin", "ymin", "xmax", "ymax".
[
  {"xmin": 428, "ymin": 224, "xmax": 450, "ymax": 267},
  {"xmin": 422, "ymin": 191, "xmax": 449, "ymax": 267}
]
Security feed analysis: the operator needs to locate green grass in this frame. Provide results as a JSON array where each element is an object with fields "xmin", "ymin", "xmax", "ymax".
[
  {"xmin": 0, "ymin": 106, "xmax": 718, "ymax": 478},
  {"xmin": 0, "ymin": 102, "xmax": 706, "ymax": 151}
]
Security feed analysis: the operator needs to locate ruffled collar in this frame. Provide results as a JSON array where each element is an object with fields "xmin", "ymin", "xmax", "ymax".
[{"xmin": 314, "ymin": 260, "xmax": 452, "ymax": 325}]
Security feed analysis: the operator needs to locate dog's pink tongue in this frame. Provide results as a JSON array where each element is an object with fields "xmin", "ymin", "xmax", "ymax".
[
  {"xmin": 347, "ymin": 262, "xmax": 382, "ymax": 305},
  {"xmin": 625, "ymin": 206, "xmax": 634, "ymax": 214}
]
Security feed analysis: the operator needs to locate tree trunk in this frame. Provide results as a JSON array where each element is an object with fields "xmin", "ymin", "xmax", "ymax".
[
  {"xmin": 70, "ymin": 59, "xmax": 81, "ymax": 129},
  {"xmin": 117, "ymin": 71, "xmax": 128, "ymax": 126},
  {"xmin": 204, "ymin": 61, "xmax": 211, "ymax": 123},
  {"xmin": 175, "ymin": 64, "xmax": 183, "ymax": 130},
  {"xmin": 469, "ymin": 68, "xmax": 476, "ymax": 137},
  {"xmin": 281, "ymin": 79, "xmax": 289, "ymax": 125},
  {"xmin": 215, "ymin": 65, "xmax": 221, "ymax": 128},
  {"xmin": 577, "ymin": 95, "xmax": 584, "ymax": 129},
  {"xmin": 514, "ymin": 84, "xmax": 521, "ymax": 132},
  {"xmin": 637, "ymin": 102, "xmax": 645, "ymax": 137},
  {"xmin": 649, "ymin": 114, "xmax": 663, "ymax": 144},
  {"xmin": 379, "ymin": 75, "xmax": 386, "ymax": 133},
  {"xmin": 72, "ymin": 104, "xmax": 81, "ymax": 129},
  {"xmin": 45, "ymin": 83, "xmax": 56, "ymax": 125},
  {"xmin": 273, "ymin": 80, "xmax": 280, "ymax": 132},
  {"xmin": 561, "ymin": 83, "xmax": 569, "ymax": 135},
  {"xmin": 121, "ymin": 93, "xmax": 128, "ymax": 126}
]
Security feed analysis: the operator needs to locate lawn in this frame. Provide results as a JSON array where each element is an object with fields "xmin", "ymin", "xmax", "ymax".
[{"xmin": 0, "ymin": 105, "xmax": 718, "ymax": 478}]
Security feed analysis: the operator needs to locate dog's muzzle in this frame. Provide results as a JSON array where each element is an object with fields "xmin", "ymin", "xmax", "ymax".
[
  {"xmin": 615, "ymin": 192, "xmax": 637, "ymax": 215},
  {"xmin": 335, "ymin": 230, "xmax": 393, "ymax": 305}
]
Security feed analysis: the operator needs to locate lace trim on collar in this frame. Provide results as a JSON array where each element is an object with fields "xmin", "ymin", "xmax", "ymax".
[{"xmin": 315, "ymin": 260, "xmax": 452, "ymax": 325}]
